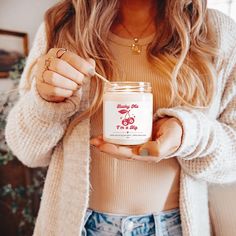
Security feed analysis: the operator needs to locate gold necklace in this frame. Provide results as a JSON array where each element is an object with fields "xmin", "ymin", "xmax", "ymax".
[{"xmin": 120, "ymin": 19, "xmax": 153, "ymax": 55}]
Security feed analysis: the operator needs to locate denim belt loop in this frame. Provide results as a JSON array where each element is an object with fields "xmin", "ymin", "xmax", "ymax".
[{"xmin": 153, "ymin": 213, "xmax": 163, "ymax": 236}]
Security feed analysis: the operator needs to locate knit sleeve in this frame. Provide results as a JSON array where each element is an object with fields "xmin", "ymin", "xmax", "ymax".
[
  {"xmin": 5, "ymin": 23, "xmax": 83, "ymax": 168},
  {"xmin": 153, "ymin": 14, "xmax": 236, "ymax": 184},
  {"xmin": 154, "ymin": 76, "xmax": 236, "ymax": 184}
]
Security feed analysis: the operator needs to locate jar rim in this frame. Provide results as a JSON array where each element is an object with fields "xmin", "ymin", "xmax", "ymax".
[
  {"xmin": 104, "ymin": 81, "xmax": 152, "ymax": 93},
  {"xmin": 107, "ymin": 81, "xmax": 151, "ymax": 85}
]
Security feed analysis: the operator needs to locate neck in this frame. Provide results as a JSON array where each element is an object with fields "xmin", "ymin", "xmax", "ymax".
[{"xmin": 111, "ymin": 0, "xmax": 157, "ymax": 38}]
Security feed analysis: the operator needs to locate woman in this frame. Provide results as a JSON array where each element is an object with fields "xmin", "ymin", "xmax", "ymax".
[{"xmin": 5, "ymin": 0, "xmax": 236, "ymax": 235}]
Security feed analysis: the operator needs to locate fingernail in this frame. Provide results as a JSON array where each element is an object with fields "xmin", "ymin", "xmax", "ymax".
[
  {"xmin": 139, "ymin": 149, "xmax": 149, "ymax": 156},
  {"xmin": 87, "ymin": 67, "xmax": 95, "ymax": 77}
]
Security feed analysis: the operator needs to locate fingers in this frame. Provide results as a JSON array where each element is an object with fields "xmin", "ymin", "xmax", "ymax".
[
  {"xmin": 97, "ymin": 134, "xmax": 103, "ymax": 139},
  {"xmin": 156, "ymin": 131, "xmax": 180, "ymax": 157},
  {"xmin": 137, "ymin": 135, "xmax": 176, "ymax": 159},
  {"xmin": 149, "ymin": 118, "xmax": 183, "ymax": 158},
  {"xmin": 43, "ymin": 70, "xmax": 79, "ymax": 91},
  {"xmin": 90, "ymin": 136, "xmax": 105, "ymax": 146},
  {"xmin": 90, "ymin": 135, "xmax": 134, "ymax": 159},
  {"xmin": 36, "ymin": 81, "xmax": 73, "ymax": 99},
  {"xmin": 131, "ymin": 154, "xmax": 162, "ymax": 163},
  {"xmin": 48, "ymin": 48, "xmax": 95, "ymax": 77},
  {"xmin": 46, "ymin": 57, "xmax": 85, "ymax": 86},
  {"xmin": 90, "ymin": 132, "xmax": 179, "ymax": 163},
  {"xmin": 137, "ymin": 135, "xmax": 173, "ymax": 159},
  {"xmin": 90, "ymin": 137, "xmax": 133, "ymax": 157},
  {"xmin": 138, "ymin": 141, "xmax": 160, "ymax": 156},
  {"xmin": 135, "ymin": 141, "xmax": 163, "ymax": 163},
  {"xmin": 87, "ymin": 58, "xmax": 96, "ymax": 68},
  {"xmin": 90, "ymin": 133, "xmax": 163, "ymax": 161},
  {"xmin": 152, "ymin": 117, "xmax": 169, "ymax": 139},
  {"xmin": 155, "ymin": 117, "xmax": 170, "ymax": 128},
  {"xmin": 90, "ymin": 135, "xmax": 168, "ymax": 163},
  {"xmin": 35, "ymin": 48, "xmax": 95, "ymax": 102}
]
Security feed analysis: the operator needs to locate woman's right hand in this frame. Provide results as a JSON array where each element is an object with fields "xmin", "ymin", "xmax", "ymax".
[{"xmin": 35, "ymin": 48, "xmax": 95, "ymax": 102}]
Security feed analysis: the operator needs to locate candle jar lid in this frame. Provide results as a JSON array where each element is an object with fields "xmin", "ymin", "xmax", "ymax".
[{"xmin": 104, "ymin": 81, "xmax": 152, "ymax": 93}]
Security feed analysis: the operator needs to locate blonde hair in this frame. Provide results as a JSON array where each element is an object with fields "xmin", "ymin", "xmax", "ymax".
[{"xmin": 44, "ymin": 0, "xmax": 218, "ymax": 133}]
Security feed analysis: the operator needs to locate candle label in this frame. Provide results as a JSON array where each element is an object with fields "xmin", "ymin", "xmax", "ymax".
[{"xmin": 103, "ymin": 101, "xmax": 153, "ymax": 141}]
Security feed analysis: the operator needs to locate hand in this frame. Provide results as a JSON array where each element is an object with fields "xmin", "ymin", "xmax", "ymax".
[
  {"xmin": 35, "ymin": 48, "xmax": 95, "ymax": 102},
  {"xmin": 90, "ymin": 117, "xmax": 183, "ymax": 163}
]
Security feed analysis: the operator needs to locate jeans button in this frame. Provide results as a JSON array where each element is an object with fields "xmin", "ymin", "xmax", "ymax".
[{"xmin": 126, "ymin": 221, "xmax": 134, "ymax": 231}]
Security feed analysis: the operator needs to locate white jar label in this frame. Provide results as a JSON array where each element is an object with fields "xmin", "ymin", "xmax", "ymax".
[{"xmin": 103, "ymin": 101, "xmax": 153, "ymax": 142}]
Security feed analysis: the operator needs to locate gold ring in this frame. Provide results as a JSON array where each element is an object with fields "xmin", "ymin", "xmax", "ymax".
[
  {"xmin": 44, "ymin": 57, "xmax": 53, "ymax": 70},
  {"xmin": 56, "ymin": 48, "xmax": 68, "ymax": 59},
  {"xmin": 42, "ymin": 57, "xmax": 53, "ymax": 82},
  {"xmin": 42, "ymin": 69, "xmax": 47, "ymax": 83}
]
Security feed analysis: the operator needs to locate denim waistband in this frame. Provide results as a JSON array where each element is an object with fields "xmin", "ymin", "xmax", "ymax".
[{"xmin": 82, "ymin": 208, "xmax": 182, "ymax": 236}]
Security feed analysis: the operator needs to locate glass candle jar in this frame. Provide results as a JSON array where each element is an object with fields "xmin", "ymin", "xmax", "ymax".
[{"xmin": 103, "ymin": 82, "xmax": 153, "ymax": 145}]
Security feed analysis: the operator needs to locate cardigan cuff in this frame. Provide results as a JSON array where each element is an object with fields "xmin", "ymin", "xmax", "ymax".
[
  {"xmin": 25, "ymin": 79, "xmax": 82, "ymax": 123},
  {"xmin": 154, "ymin": 107, "xmax": 202, "ymax": 158}
]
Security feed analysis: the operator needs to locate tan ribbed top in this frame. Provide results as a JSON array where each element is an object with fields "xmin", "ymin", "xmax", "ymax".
[{"xmin": 89, "ymin": 31, "xmax": 180, "ymax": 215}]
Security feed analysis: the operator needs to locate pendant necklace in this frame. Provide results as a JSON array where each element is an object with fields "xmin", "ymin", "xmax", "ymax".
[{"xmin": 119, "ymin": 19, "xmax": 153, "ymax": 55}]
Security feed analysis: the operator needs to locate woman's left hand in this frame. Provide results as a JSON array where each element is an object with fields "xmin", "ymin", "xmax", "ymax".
[{"xmin": 90, "ymin": 117, "xmax": 183, "ymax": 163}]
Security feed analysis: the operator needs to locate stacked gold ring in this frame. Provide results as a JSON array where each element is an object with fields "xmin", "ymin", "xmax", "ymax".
[
  {"xmin": 56, "ymin": 48, "xmax": 68, "ymax": 59},
  {"xmin": 42, "ymin": 48, "xmax": 68, "ymax": 82}
]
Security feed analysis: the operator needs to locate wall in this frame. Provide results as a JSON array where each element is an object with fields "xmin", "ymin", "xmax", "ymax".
[
  {"xmin": 208, "ymin": 0, "xmax": 236, "ymax": 21},
  {"xmin": 0, "ymin": 0, "xmax": 235, "ymax": 54},
  {"xmin": 0, "ymin": 0, "xmax": 57, "ymax": 53},
  {"xmin": 0, "ymin": 0, "xmax": 57, "ymax": 90}
]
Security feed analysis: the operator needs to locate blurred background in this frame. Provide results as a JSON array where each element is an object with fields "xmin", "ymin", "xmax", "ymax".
[{"xmin": 0, "ymin": 0, "xmax": 235, "ymax": 235}]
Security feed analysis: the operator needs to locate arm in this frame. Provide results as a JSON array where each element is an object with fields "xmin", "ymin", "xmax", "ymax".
[
  {"xmin": 5, "ymin": 23, "xmax": 83, "ymax": 168},
  {"xmin": 5, "ymin": 80, "xmax": 82, "ymax": 168},
  {"xmin": 153, "ymin": 10, "xmax": 236, "ymax": 184},
  {"xmin": 154, "ymin": 61, "xmax": 236, "ymax": 184}
]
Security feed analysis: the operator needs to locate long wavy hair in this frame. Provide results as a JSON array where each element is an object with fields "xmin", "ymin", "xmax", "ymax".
[{"xmin": 44, "ymin": 0, "xmax": 218, "ymax": 133}]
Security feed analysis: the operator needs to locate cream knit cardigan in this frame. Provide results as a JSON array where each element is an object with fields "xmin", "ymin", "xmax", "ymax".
[{"xmin": 5, "ymin": 9, "xmax": 236, "ymax": 236}]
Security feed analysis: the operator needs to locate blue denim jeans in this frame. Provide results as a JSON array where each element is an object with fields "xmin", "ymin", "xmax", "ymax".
[{"xmin": 82, "ymin": 208, "xmax": 182, "ymax": 236}]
